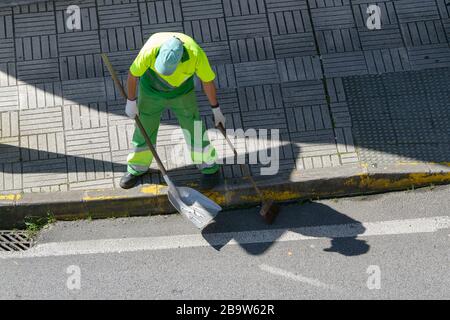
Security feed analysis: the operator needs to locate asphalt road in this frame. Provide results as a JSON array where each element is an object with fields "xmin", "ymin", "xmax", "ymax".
[{"xmin": 0, "ymin": 186, "xmax": 449, "ymax": 300}]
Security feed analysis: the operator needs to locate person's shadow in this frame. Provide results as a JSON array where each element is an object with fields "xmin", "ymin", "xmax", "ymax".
[{"xmin": 201, "ymin": 201, "xmax": 370, "ymax": 257}]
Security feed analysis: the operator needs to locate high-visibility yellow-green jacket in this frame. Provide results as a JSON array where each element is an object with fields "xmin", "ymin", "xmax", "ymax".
[{"xmin": 130, "ymin": 32, "xmax": 216, "ymax": 98}]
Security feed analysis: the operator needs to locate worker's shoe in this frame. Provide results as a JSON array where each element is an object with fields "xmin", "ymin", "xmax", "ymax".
[{"xmin": 119, "ymin": 172, "xmax": 141, "ymax": 189}]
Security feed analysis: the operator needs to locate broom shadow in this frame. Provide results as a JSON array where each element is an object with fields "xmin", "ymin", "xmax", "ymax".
[{"xmin": 201, "ymin": 201, "xmax": 370, "ymax": 257}]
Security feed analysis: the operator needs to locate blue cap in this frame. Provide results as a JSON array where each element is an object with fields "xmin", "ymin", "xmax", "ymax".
[{"xmin": 155, "ymin": 37, "xmax": 183, "ymax": 76}]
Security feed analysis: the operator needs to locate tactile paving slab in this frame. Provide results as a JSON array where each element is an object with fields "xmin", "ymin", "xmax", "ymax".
[{"xmin": 344, "ymin": 68, "xmax": 450, "ymax": 165}]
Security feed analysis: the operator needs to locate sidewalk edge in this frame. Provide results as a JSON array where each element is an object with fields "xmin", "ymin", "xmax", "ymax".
[{"xmin": 1, "ymin": 163, "xmax": 449, "ymax": 229}]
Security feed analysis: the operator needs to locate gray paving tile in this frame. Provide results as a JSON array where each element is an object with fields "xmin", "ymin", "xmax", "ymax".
[
  {"xmin": 20, "ymin": 132, "xmax": 65, "ymax": 161},
  {"xmin": 62, "ymin": 77, "xmax": 107, "ymax": 105},
  {"xmin": 310, "ymin": 4, "xmax": 354, "ymax": 31},
  {"xmin": 223, "ymin": 0, "xmax": 266, "ymax": 16},
  {"xmin": 0, "ymin": 13, "xmax": 14, "ymax": 39},
  {"xmin": 67, "ymin": 152, "xmax": 113, "ymax": 188},
  {"xmin": 395, "ymin": 0, "xmax": 440, "ymax": 23},
  {"xmin": 358, "ymin": 25, "xmax": 403, "ymax": 51},
  {"xmin": 0, "ymin": 38, "xmax": 15, "ymax": 62},
  {"xmin": 234, "ymin": 60, "xmax": 279, "ymax": 86},
  {"xmin": 63, "ymin": 102, "xmax": 108, "ymax": 130},
  {"xmin": 401, "ymin": 20, "xmax": 447, "ymax": 47},
  {"xmin": 15, "ymin": 35, "xmax": 59, "ymax": 61},
  {"xmin": 408, "ymin": 44, "xmax": 450, "ymax": 70},
  {"xmin": 282, "ymin": 80, "xmax": 326, "ymax": 107},
  {"xmin": 19, "ymin": 106, "xmax": 63, "ymax": 135},
  {"xmin": 266, "ymin": 0, "xmax": 308, "ymax": 12},
  {"xmin": 140, "ymin": 0, "xmax": 183, "ymax": 24},
  {"xmin": 436, "ymin": 0, "xmax": 450, "ymax": 18},
  {"xmin": 58, "ymin": 31, "xmax": 101, "ymax": 56},
  {"xmin": 0, "ymin": 86, "xmax": 19, "ymax": 112},
  {"xmin": 237, "ymin": 84, "xmax": 282, "ymax": 112},
  {"xmin": 0, "ymin": 62, "xmax": 16, "ymax": 87},
  {"xmin": 59, "ymin": 54, "xmax": 104, "ymax": 81},
  {"xmin": 230, "ymin": 37, "xmax": 274, "ymax": 63},
  {"xmin": 330, "ymin": 102, "xmax": 352, "ymax": 128},
  {"xmin": 13, "ymin": 10, "xmax": 56, "ymax": 37},
  {"xmin": 197, "ymin": 88, "xmax": 239, "ymax": 114},
  {"xmin": 241, "ymin": 108, "xmax": 287, "ymax": 131},
  {"xmin": 326, "ymin": 77, "xmax": 346, "ymax": 103},
  {"xmin": 272, "ymin": 32, "xmax": 317, "ymax": 58},
  {"xmin": 142, "ymin": 22, "xmax": 183, "ymax": 40},
  {"xmin": 100, "ymin": 27, "xmax": 143, "ymax": 52},
  {"xmin": 0, "ymin": 163, "xmax": 21, "ymax": 191},
  {"xmin": 200, "ymin": 41, "xmax": 232, "ymax": 64},
  {"xmin": 226, "ymin": 14, "xmax": 270, "ymax": 40},
  {"xmin": 268, "ymin": 10, "xmax": 312, "ymax": 35},
  {"xmin": 97, "ymin": 1, "xmax": 140, "ymax": 29},
  {"xmin": 183, "ymin": 18, "xmax": 228, "ymax": 43},
  {"xmin": 316, "ymin": 28, "xmax": 361, "ymax": 53},
  {"xmin": 101, "ymin": 50, "xmax": 139, "ymax": 76},
  {"xmin": 65, "ymin": 126, "xmax": 110, "ymax": 156},
  {"xmin": 335, "ymin": 127, "xmax": 355, "ymax": 153},
  {"xmin": 16, "ymin": 58, "xmax": 60, "ymax": 84},
  {"xmin": 208, "ymin": 63, "xmax": 237, "ymax": 89},
  {"xmin": 0, "ymin": 110, "xmax": 18, "ymax": 139},
  {"xmin": 364, "ymin": 48, "xmax": 411, "ymax": 74},
  {"xmin": 322, "ymin": 51, "xmax": 368, "ymax": 77},
  {"xmin": 17, "ymin": 82, "xmax": 62, "ymax": 109},
  {"xmin": 181, "ymin": 0, "xmax": 224, "ymax": 20},
  {"xmin": 286, "ymin": 104, "xmax": 332, "ymax": 132},
  {"xmin": 291, "ymin": 129, "xmax": 338, "ymax": 158},
  {"xmin": 22, "ymin": 157, "xmax": 67, "ymax": 188},
  {"xmin": 277, "ymin": 56, "xmax": 322, "ymax": 81},
  {"xmin": 0, "ymin": 137, "xmax": 20, "ymax": 167}
]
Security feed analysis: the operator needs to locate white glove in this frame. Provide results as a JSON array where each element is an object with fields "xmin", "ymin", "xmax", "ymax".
[
  {"xmin": 125, "ymin": 99, "xmax": 138, "ymax": 119},
  {"xmin": 212, "ymin": 106, "xmax": 226, "ymax": 127}
]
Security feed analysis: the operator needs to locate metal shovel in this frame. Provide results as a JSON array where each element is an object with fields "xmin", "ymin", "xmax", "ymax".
[{"xmin": 101, "ymin": 54, "xmax": 221, "ymax": 229}]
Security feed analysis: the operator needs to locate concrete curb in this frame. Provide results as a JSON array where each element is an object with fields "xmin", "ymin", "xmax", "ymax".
[{"xmin": 1, "ymin": 162, "xmax": 450, "ymax": 229}]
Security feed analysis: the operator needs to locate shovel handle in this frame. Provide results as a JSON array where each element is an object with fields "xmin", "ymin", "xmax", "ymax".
[{"xmin": 101, "ymin": 53, "xmax": 168, "ymax": 176}]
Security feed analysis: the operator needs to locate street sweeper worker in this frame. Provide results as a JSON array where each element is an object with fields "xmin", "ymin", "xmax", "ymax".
[{"xmin": 120, "ymin": 32, "xmax": 226, "ymax": 189}]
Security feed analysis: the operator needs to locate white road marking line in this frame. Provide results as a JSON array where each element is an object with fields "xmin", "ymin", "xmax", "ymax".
[
  {"xmin": 259, "ymin": 264, "xmax": 334, "ymax": 290},
  {"xmin": 1, "ymin": 216, "xmax": 449, "ymax": 259}
]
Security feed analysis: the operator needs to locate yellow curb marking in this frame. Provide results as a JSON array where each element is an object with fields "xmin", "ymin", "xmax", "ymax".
[
  {"xmin": 360, "ymin": 162, "xmax": 369, "ymax": 169},
  {"xmin": 140, "ymin": 184, "xmax": 166, "ymax": 195},
  {"xmin": 83, "ymin": 195, "xmax": 124, "ymax": 201},
  {"xmin": 0, "ymin": 194, "xmax": 22, "ymax": 201},
  {"xmin": 396, "ymin": 161, "xmax": 426, "ymax": 166},
  {"xmin": 187, "ymin": 182, "xmax": 199, "ymax": 187},
  {"xmin": 239, "ymin": 172, "xmax": 450, "ymax": 203},
  {"xmin": 396, "ymin": 161, "xmax": 450, "ymax": 167},
  {"xmin": 202, "ymin": 191, "xmax": 229, "ymax": 205},
  {"xmin": 345, "ymin": 172, "xmax": 450, "ymax": 190},
  {"xmin": 240, "ymin": 190, "xmax": 301, "ymax": 202}
]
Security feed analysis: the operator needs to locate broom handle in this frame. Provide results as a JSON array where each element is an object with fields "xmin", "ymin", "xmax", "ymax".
[
  {"xmin": 101, "ymin": 54, "xmax": 168, "ymax": 177},
  {"xmin": 216, "ymin": 123, "xmax": 264, "ymax": 199}
]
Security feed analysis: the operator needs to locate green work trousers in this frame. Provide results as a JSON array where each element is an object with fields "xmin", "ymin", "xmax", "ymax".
[{"xmin": 127, "ymin": 86, "xmax": 219, "ymax": 176}]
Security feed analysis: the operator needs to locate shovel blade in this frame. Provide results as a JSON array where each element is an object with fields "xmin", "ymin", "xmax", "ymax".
[{"xmin": 167, "ymin": 186, "xmax": 221, "ymax": 229}]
